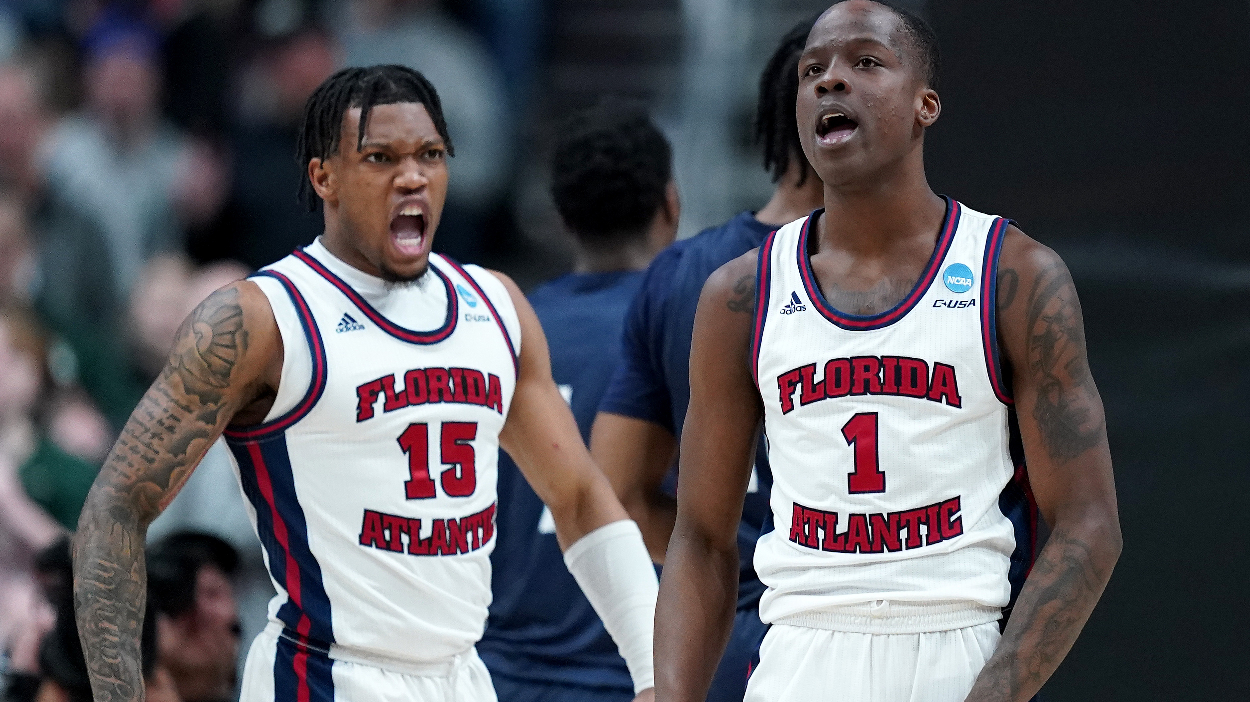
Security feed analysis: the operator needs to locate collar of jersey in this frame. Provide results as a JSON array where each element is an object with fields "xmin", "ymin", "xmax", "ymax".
[
  {"xmin": 797, "ymin": 195, "xmax": 961, "ymax": 331},
  {"xmin": 292, "ymin": 248, "xmax": 459, "ymax": 344}
]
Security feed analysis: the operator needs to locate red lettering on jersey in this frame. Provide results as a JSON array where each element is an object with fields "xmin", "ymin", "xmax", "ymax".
[
  {"xmin": 777, "ymin": 368, "xmax": 802, "ymax": 414},
  {"xmin": 869, "ymin": 512, "xmax": 902, "ymax": 553},
  {"xmin": 461, "ymin": 370, "xmax": 488, "ymax": 406},
  {"xmin": 486, "ymin": 374, "xmax": 504, "ymax": 414},
  {"xmin": 899, "ymin": 507, "xmax": 926, "ymax": 549},
  {"xmin": 426, "ymin": 368, "xmax": 453, "ymax": 403},
  {"xmin": 381, "ymin": 375, "xmax": 409, "ymax": 412},
  {"xmin": 429, "ymin": 519, "xmax": 449, "ymax": 554},
  {"xmin": 844, "ymin": 514, "xmax": 871, "ymax": 553},
  {"xmin": 851, "ymin": 357, "xmax": 882, "ymax": 395},
  {"xmin": 821, "ymin": 511, "xmax": 845, "ymax": 552},
  {"xmin": 448, "ymin": 368, "xmax": 468, "ymax": 403},
  {"xmin": 799, "ymin": 364, "xmax": 825, "ymax": 405},
  {"xmin": 407, "ymin": 518, "xmax": 431, "ymax": 555},
  {"xmin": 405, "ymin": 369, "xmax": 428, "ymax": 404},
  {"xmin": 824, "ymin": 359, "xmax": 852, "ymax": 398},
  {"xmin": 381, "ymin": 513, "xmax": 408, "ymax": 552},
  {"xmin": 940, "ymin": 496, "xmax": 964, "ymax": 539},
  {"xmin": 787, "ymin": 498, "xmax": 962, "ymax": 555},
  {"xmin": 445, "ymin": 515, "xmax": 470, "ymax": 554},
  {"xmin": 924, "ymin": 503, "xmax": 945, "ymax": 546},
  {"xmin": 359, "ymin": 510, "xmax": 385, "ymax": 548},
  {"xmin": 897, "ymin": 358, "xmax": 929, "ymax": 397},
  {"xmin": 356, "ymin": 378, "xmax": 384, "ymax": 422},
  {"xmin": 928, "ymin": 362, "xmax": 962, "ymax": 407},
  {"xmin": 881, "ymin": 356, "xmax": 900, "ymax": 394}
]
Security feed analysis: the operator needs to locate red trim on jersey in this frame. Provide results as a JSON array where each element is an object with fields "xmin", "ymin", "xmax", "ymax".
[
  {"xmin": 292, "ymin": 249, "xmax": 459, "ymax": 345},
  {"xmin": 751, "ymin": 230, "xmax": 778, "ymax": 389},
  {"xmin": 249, "ymin": 442, "xmax": 303, "ymax": 605},
  {"xmin": 224, "ymin": 272, "xmax": 327, "ymax": 441},
  {"xmin": 438, "ymin": 257, "xmax": 520, "ymax": 376},
  {"xmin": 799, "ymin": 197, "xmax": 961, "ymax": 331},
  {"xmin": 981, "ymin": 217, "xmax": 1014, "ymax": 405}
]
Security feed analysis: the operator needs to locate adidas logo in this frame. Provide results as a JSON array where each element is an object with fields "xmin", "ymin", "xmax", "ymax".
[
  {"xmin": 780, "ymin": 291, "xmax": 807, "ymax": 315},
  {"xmin": 336, "ymin": 313, "xmax": 366, "ymax": 333}
]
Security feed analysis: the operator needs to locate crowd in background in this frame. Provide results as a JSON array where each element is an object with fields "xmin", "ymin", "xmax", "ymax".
[{"xmin": 0, "ymin": 1, "xmax": 548, "ymax": 700}]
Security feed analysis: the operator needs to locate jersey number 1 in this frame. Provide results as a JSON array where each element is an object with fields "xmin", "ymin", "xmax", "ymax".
[
  {"xmin": 842, "ymin": 412, "xmax": 885, "ymax": 494},
  {"xmin": 398, "ymin": 422, "xmax": 478, "ymax": 499}
]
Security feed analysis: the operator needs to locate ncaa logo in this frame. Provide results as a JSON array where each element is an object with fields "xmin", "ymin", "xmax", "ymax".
[
  {"xmin": 942, "ymin": 263, "xmax": 974, "ymax": 294},
  {"xmin": 455, "ymin": 283, "xmax": 479, "ymax": 308}
]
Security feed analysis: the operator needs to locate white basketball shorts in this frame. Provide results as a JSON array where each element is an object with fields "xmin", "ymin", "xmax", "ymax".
[
  {"xmin": 241, "ymin": 624, "xmax": 498, "ymax": 702},
  {"xmin": 745, "ymin": 602, "xmax": 1001, "ymax": 702}
]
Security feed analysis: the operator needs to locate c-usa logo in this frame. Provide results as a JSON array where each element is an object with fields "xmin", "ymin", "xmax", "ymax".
[
  {"xmin": 780, "ymin": 291, "xmax": 807, "ymax": 315},
  {"xmin": 455, "ymin": 283, "xmax": 479, "ymax": 308}
]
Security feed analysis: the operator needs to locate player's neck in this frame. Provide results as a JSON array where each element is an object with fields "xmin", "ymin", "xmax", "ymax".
[
  {"xmin": 573, "ymin": 236, "xmax": 654, "ymax": 274},
  {"xmin": 756, "ymin": 163, "xmax": 824, "ymax": 228},
  {"xmin": 818, "ymin": 158, "xmax": 945, "ymax": 255}
]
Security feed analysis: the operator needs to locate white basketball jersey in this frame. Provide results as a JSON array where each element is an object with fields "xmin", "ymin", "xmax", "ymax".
[
  {"xmin": 750, "ymin": 199, "xmax": 1019, "ymax": 627},
  {"xmin": 223, "ymin": 243, "xmax": 520, "ymax": 665}
]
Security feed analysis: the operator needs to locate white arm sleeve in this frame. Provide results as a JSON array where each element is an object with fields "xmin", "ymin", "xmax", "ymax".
[{"xmin": 563, "ymin": 519, "xmax": 658, "ymax": 693}]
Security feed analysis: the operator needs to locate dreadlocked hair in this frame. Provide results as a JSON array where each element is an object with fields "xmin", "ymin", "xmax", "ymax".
[
  {"xmin": 755, "ymin": 16, "xmax": 820, "ymax": 186},
  {"xmin": 296, "ymin": 65, "xmax": 454, "ymax": 210}
]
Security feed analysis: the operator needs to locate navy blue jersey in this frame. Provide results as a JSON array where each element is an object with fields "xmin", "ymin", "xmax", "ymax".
[
  {"xmin": 599, "ymin": 211, "xmax": 777, "ymax": 608},
  {"xmin": 479, "ymin": 270, "xmax": 645, "ymax": 693}
]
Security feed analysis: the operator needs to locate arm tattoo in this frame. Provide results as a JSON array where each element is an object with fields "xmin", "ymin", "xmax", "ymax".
[
  {"xmin": 997, "ymin": 267, "xmax": 1019, "ymax": 313},
  {"xmin": 74, "ymin": 287, "xmax": 250, "ymax": 702},
  {"xmin": 968, "ymin": 524, "xmax": 1113, "ymax": 701},
  {"xmin": 1024, "ymin": 263, "xmax": 1103, "ymax": 462},
  {"xmin": 725, "ymin": 274, "xmax": 756, "ymax": 314}
]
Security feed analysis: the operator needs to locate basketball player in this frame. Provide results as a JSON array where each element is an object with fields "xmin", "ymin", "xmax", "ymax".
[
  {"xmin": 655, "ymin": 3, "xmax": 1122, "ymax": 701},
  {"xmin": 480, "ymin": 101, "xmax": 678, "ymax": 702},
  {"xmin": 590, "ymin": 20, "xmax": 822, "ymax": 701},
  {"xmin": 72, "ymin": 66, "xmax": 659, "ymax": 702}
]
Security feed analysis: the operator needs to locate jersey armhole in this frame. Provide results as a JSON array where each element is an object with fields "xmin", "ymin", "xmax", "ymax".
[
  {"xmin": 440, "ymin": 258, "xmax": 521, "ymax": 376},
  {"xmin": 223, "ymin": 271, "xmax": 328, "ymax": 442},
  {"xmin": 980, "ymin": 217, "xmax": 1014, "ymax": 405},
  {"xmin": 750, "ymin": 231, "xmax": 778, "ymax": 390}
]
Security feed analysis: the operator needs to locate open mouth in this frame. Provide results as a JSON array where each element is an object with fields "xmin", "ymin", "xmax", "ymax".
[
  {"xmin": 390, "ymin": 206, "xmax": 427, "ymax": 255},
  {"xmin": 816, "ymin": 112, "xmax": 859, "ymax": 144}
]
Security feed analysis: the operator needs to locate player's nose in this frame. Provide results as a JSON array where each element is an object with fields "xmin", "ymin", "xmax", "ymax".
[
  {"xmin": 394, "ymin": 157, "xmax": 429, "ymax": 192},
  {"xmin": 814, "ymin": 62, "xmax": 851, "ymax": 95}
]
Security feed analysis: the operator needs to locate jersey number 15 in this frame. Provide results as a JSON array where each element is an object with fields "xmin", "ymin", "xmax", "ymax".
[{"xmin": 398, "ymin": 422, "xmax": 478, "ymax": 499}]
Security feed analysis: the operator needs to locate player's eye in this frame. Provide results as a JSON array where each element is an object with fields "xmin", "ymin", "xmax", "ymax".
[
  {"xmin": 364, "ymin": 151, "xmax": 391, "ymax": 164},
  {"xmin": 424, "ymin": 148, "xmax": 446, "ymax": 161},
  {"xmin": 803, "ymin": 63, "xmax": 824, "ymax": 78},
  {"xmin": 856, "ymin": 56, "xmax": 882, "ymax": 68}
]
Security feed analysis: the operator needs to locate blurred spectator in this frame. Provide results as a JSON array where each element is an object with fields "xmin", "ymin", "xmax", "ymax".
[
  {"xmin": 40, "ymin": 13, "xmax": 219, "ymax": 299},
  {"xmin": 207, "ymin": 21, "xmax": 335, "ymax": 269},
  {"xmin": 0, "ymin": 191, "xmax": 38, "ymax": 302},
  {"xmin": 336, "ymin": 0, "xmax": 510, "ymax": 261},
  {"xmin": 0, "ymin": 304, "xmax": 99, "ymax": 531},
  {"xmin": 151, "ymin": 0, "xmax": 242, "ymax": 137},
  {"xmin": 147, "ymin": 532, "xmax": 241, "ymax": 702}
]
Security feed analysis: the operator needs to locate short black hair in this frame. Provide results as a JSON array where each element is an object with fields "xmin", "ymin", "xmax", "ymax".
[
  {"xmin": 296, "ymin": 65, "xmax": 454, "ymax": 210},
  {"xmin": 147, "ymin": 531, "xmax": 240, "ymax": 618},
  {"xmin": 756, "ymin": 16, "xmax": 821, "ymax": 185},
  {"xmin": 550, "ymin": 99, "xmax": 672, "ymax": 244},
  {"xmin": 822, "ymin": 1, "xmax": 941, "ymax": 90}
]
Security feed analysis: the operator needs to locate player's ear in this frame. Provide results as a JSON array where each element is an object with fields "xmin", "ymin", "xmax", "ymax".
[
  {"xmin": 917, "ymin": 88, "xmax": 940, "ymax": 128},
  {"xmin": 309, "ymin": 157, "xmax": 337, "ymax": 206}
]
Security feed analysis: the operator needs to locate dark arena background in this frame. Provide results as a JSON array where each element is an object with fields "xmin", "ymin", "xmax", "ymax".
[{"xmin": 0, "ymin": 0, "xmax": 1245, "ymax": 700}]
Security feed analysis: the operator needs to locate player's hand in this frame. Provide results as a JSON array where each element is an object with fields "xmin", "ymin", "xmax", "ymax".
[{"xmin": 632, "ymin": 687, "xmax": 655, "ymax": 702}]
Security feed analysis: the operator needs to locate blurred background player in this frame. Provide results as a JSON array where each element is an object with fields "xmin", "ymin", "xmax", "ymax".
[
  {"xmin": 479, "ymin": 100, "xmax": 678, "ymax": 702},
  {"xmin": 589, "ymin": 18, "xmax": 822, "ymax": 701}
]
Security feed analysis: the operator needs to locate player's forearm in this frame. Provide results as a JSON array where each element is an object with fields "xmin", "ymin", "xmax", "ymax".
[
  {"xmin": 630, "ymin": 489, "xmax": 676, "ymax": 563},
  {"xmin": 964, "ymin": 511, "xmax": 1121, "ymax": 702},
  {"xmin": 654, "ymin": 523, "xmax": 740, "ymax": 702},
  {"xmin": 72, "ymin": 486, "xmax": 150, "ymax": 702}
]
